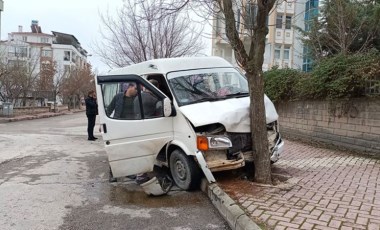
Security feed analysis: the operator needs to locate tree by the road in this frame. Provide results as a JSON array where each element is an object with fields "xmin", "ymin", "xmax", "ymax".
[
  {"xmin": 0, "ymin": 57, "xmax": 40, "ymax": 106},
  {"xmin": 94, "ymin": 0, "xmax": 204, "ymax": 68},
  {"xmin": 60, "ymin": 64, "xmax": 94, "ymax": 110},
  {"xmin": 142, "ymin": 0, "xmax": 281, "ymax": 184},
  {"xmin": 301, "ymin": 0, "xmax": 380, "ymax": 60}
]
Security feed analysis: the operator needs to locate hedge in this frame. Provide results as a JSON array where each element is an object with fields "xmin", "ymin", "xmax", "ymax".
[{"xmin": 264, "ymin": 50, "xmax": 380, "ymax": 102}]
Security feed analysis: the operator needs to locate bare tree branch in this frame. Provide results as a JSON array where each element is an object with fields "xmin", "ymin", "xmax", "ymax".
[{"xmin": 93, "ymin": 0, "xmax": 204, "ymax": 67}]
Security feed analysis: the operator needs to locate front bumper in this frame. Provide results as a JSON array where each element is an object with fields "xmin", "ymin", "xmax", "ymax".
[{"xmin": 270, "ymin": 135, "xmax": 284, "ymax": 163}]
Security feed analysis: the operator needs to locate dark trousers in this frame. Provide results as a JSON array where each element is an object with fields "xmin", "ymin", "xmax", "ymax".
[{"xmin": 87, "ymin": 114, "xmax": 96, "ymax": 138}]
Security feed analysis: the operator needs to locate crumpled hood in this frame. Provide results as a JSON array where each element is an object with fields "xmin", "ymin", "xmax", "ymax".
[{"xmin": 179, "ymin": 95, "xmax": 278, "ymax": 133}]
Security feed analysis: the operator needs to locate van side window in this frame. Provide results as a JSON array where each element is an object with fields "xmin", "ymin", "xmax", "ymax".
[
  {"xmin": 101, "ymin": 80, "xmax": 164, "ymax": 120},
  {"xmin": 146, "ymin": 74, "xmax": 173, "ymax": 101},
  {"xmin": 136, "ymin": 86, "xmax": 163, "ymax": 119}
]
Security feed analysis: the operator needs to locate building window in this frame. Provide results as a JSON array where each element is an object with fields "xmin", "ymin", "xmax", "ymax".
[
  {"xmin": 286, "ymin": 32, "xmax": 290, "ymax": 37},
  {"xmin": 277, "ymin": 31, "xmax": 281, "ymax": 36},
  {"xmin": 276, "ymin": 15, "xmax": 283, "ymax": 29},
  {"xmin": 8, "ymin": 60, "xmax": 27, "ymax": 68},
  {"xmin": 41, "ymin": 37, "xmax": 49, "ymax": 43},
  {"xmin": 64, "ymin": 51, "xmax": 71, "ymax": 61},
  {"xmin": 64, "ymin": 65, "xmax": 71, "ymax": 75},
  {"xmin": 22, "ymin": 36, "xmax": 27, "ymax": 42},
  {"xmin": 287, "ymin": 3, "xmax": 292, "ymax": 7},
  {"xmin": 236, "ymin": 9, "xmax": 241, "ymax": 31},
  {"xmin": 283, "ymin": 47, "xmax": 290, "ymax": 60},
  {"xmin": 305, "ymin": 0, "xmax": 319, "ymax": 32},
  {"xmin": 245, "ymin": 3, "xmax": 258, "ymax": 30},
  {"xmin": 285, "ymin": 16, "xmax": 292, "ymax": 29},
  {"xmin": 41, "ymin": 50, "xmax": 52, "ymax": 57},
  {"xmin": 72, "ymin": 53, "xmax": 77, "ymax": 63},
  {"xmin": 303, "ymin": 46, "xmax": 313, "ymax": 72},
  {"xmin": 274, "ymin": 46, "xmax": 281, "ymax": 59},
  {"xmin": 16, "ymin": 47, "xmax": 28, "ymax": 58}
]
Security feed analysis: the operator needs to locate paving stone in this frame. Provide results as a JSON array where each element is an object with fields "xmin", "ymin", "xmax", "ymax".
[
  {"xmin": 329, "ymin": 219, "xmax": 342, "ymax": 228},
  {"xmin": 368, "ymin": 223, "xmax": 380, "ymax": 230},
  {"xmin": 217, "ymin": 139, "xmax": 380, "ymax": 230},
  {"xmin": 319, "ymin": 213, "xmax": 332, "ymax": 222},
  {"xmin": 300, "ymin": 222, "xmax": 314, "ymax": 229},
  {"xmin": 356, "ymin": 217, "xmax": 368, "ymax": 226}
]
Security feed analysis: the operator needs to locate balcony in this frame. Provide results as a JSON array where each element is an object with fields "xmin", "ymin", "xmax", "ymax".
[
  {"xmin": 273, "ymin": 59, "xmax": 292, "ymax": 69},
  {"xmin": 275, "ymin": 29, "xmax": 293, "ymax": 44},
  {"xmin": 276, "ymin": 1, "xmax": 295, "ymax": 14},
  {"xmin": 277, "ymin": 2, "xmax": 285, "ymax": 13},
  {"xmin": 286, "ymin": 2, "xmax": 295, "ymax": 14}
]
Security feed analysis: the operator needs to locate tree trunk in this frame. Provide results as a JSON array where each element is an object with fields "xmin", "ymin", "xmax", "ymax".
[
  {"xmin": 67, "ymin": 97, "xmax": 72, "ymax": 111},
  {"xmin": 220, "ymin": 0, "xmax": 274, "ymax": 184},
  {"xmin": 53, "ymin": 91, "xmax": 57, "ymax": 113},
  {"xmin": 247, "ymin": 69, "xmax": 271, "ymax": 184},
  {"xmin": 246, "ymin": 3, "xmax": 272, "ymax": 184}
]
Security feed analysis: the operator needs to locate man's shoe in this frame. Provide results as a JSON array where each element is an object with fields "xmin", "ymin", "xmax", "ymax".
[
  {"xmin": 136, "ymin": 177, "xmax": 151, "ymax": 184},
  {"xmin": 126, "ymin": 175, "xmax": 137, "ymax": 180},
  {"xmin": 93, "ymin": 137, "xmax": 98, "ymax": 140},
  {"xmin": 109, "ymin": 177, "xmax": 117, "ymax": 183},
  {"xmin": 88, "ymin": 138, "xmax": 96, "ymax": 141},
  {"xmin": 136, "ymin": 174, "xmax": 151, "ymax": 184}
]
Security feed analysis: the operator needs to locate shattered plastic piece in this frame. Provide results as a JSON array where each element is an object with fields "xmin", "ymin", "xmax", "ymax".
[{"xmin": 141, "ymin": 176, "xmax": 173, "ymax": 196}]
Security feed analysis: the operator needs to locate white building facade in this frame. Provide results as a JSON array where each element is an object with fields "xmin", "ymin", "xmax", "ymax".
[
  {"xmin": 212, "ymin": 0, "xmax": 306, "ymax": 71},
  {"xmin": 0, "ymin": 21, "xmax": 88, "ymax": 106}
]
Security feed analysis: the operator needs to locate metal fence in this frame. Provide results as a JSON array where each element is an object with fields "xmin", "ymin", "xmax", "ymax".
[{"xmin": 365, "ymin": 77, "xmax": 380, "ymax": 95}]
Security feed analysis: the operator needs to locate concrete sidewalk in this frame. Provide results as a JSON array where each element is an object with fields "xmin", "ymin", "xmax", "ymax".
[
  {"xmin": 3, "ymin": 110, "xmax": 379, "ymax": 230},
  {"xmin": 0, "ymin": 107, "xmax": 85, "ymax": 123},
  {"xmin": 217, "ymin": 140, "xmax": 380, "ymax": 230}
]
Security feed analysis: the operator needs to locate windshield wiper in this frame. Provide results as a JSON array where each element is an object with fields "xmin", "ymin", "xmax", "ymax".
[
  {"xmin": 190, "ymin": 97, "xmax": 222, "ymax": 104},
  {"xmin": 225, "ymin": 92, "xmax": 249, "ymax": 98}
]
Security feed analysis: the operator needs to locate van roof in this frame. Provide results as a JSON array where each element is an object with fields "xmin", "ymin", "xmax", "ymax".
[{"xmin": 104, "ymin": 56, "xmax": 233, "ymax": 76}]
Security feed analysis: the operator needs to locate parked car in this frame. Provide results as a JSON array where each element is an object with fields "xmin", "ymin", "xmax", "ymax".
[{"xmin": 95, "ymin": 56, "xmax": 284, "ymax": 190}]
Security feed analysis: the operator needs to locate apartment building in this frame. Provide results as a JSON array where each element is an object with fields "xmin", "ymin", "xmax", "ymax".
[
  {"xmin": 303, "ymin": 0, "xmax": 320, "ymax": 72},
  {"xmin": 212, "ymin": 0, "xmax": 306, "ymax": 71},
  {"xmin": 0, "ymin": 20, "xmax": 88, "ymax": 106}
]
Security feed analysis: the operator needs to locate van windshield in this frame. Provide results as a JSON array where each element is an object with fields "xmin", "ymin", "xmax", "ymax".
[{"xmin": 167, "ymin": 68, "xmax": 249, "ymax": 106}]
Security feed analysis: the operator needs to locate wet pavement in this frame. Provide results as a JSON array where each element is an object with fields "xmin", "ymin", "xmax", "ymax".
[
  {"xmin": 0, "ymin": 112, "xmax": 230, "ymax": 230},
  {"xmin": 218, "ymin": 140, "xmax": 380, "ymax": 230},
  {"xmin": 7, "ymin": 108, "xmax": 379, "ymax": 230}
]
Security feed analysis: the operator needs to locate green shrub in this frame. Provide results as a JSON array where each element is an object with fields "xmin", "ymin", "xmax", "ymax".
[
  {"xmin": 308, "ymin": 51, "xmax": 380, "ymax": 99},
  {"xmin": 264, "ymin": 67, "xmax": 304, "ymax": 102},
  {"xmin": 264, "ymin": 51, "xmax": 380, "ymax": 101}
]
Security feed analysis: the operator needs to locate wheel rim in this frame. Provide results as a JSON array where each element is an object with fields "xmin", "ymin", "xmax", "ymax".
[{"xmin": 175, "ymin": 159, "xmax": 187, "ymax": 180}]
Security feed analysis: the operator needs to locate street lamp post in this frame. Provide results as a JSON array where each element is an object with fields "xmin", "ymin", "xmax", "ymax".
[{"xmin": 0, "ymin": 0, "xmax": 3, "ymax": 40}]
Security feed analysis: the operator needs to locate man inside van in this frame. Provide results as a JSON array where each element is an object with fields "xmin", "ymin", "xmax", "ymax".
[
  {"xmin": 134, "ymin": 79, "xmax": 161, "ymax": 119},
  {"xmin": 106, "ymin": 83, "xmax": 137, "ymax": 119}
]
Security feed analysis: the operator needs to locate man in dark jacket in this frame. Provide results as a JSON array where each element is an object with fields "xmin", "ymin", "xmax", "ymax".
[
  {"xmin": 106, "ymin": 83, "xmax": 137, "ymax": 119},
  {"xmin": 85, "ymin": 90, "xmax": 98, "ymax": 141}
]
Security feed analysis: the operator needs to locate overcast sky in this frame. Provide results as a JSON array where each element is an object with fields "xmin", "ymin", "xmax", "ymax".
[{"xmin": 1, "ymin": 0, "xmax": 212, "ymax": 73}]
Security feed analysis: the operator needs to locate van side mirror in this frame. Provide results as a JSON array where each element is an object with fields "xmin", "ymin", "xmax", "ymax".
[{"xmin": 163, "ymin": 98, "xmax": 172, "ymax": 117}]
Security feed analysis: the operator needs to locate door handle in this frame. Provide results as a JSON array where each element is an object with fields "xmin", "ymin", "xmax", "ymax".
[{"xmin": 103, "ymin": 124, "xmax": 107, "ymax": 133}]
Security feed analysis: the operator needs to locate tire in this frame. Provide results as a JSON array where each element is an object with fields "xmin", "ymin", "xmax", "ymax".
[{"xmin": 169, "ymin": 149, "xmax": 201, "ymax": 190}]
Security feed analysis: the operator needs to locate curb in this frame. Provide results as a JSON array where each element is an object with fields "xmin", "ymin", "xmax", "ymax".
[
  {"xmin": 201, "ymin": 179, "xmax": 261, "ymax": 230},
  {"xmin": 0, "ymin": 110, "xmax": 85, "ymax": 123}
]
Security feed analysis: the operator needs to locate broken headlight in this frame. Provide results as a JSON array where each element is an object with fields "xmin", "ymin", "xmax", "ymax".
[{"xmin": 197, "ymin": 136, "xmax": 232, "ymax": 151}]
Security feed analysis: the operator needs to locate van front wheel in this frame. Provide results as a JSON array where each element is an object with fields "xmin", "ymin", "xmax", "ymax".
[{"xmin": 169, "ymin": 149, "xmax": 201, "ymax": 190}]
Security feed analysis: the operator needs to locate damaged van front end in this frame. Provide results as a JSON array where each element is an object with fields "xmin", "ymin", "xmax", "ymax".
[
  {"xmin": 178, "ymin": 95, "xmax": 284, "ymax": 175},
  {"xmin": 97, "ymin": 56, "xmax": 284, "ymax": 192}
]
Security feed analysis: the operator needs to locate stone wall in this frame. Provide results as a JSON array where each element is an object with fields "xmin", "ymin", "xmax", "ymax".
[
  {"xmin": 0, "ymin": 106, "xmax": 50, "ymax": 117},
  {"xmin": 276, "ymin": 98, "xmax": 380, "ymax": 154},
  {"xmin": 13, "ymin": 107, "xmax": 50, "ymax": 116}
]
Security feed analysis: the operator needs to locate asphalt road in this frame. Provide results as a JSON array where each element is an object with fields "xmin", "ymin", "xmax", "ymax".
[{"xmin": 0, "ymin": 112, "xmax": 230, "ymax": 230}]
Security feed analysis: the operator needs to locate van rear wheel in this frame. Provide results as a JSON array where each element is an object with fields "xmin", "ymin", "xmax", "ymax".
[{"xmin": 169, "ymin": 149, "xmax": 201, "ymax": 190}]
